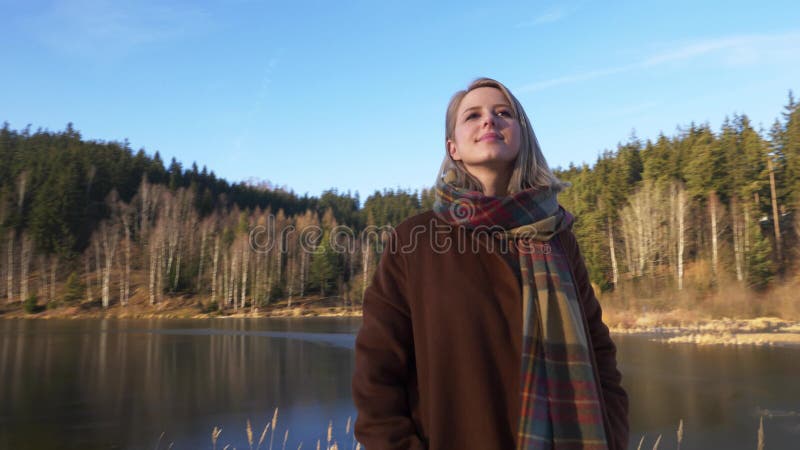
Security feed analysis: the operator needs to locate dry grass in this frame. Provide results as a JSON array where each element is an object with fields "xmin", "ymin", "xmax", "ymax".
[
  {"xmin": 156, "ymin": 416, "xmax": 771, "ymax": 450},
  {"xmin": 634, "ymin": 418, "xmax": 767, "ymax": 450},
  {"xmin": 599, "ymin": 270, "xmax": 800, "ymax": 346},
  {"xmin": 0, "ymin": 291, "xmax": 363, "ymax": 320},
  {"xmin": 606, "ymin": 310, "xmax": 800, "ymax": 346},
  {"xmin": 185, "ymin": 409, "xmax": 355, "ymax": 450},
  {"xmin": 603, "ymin": 275, "xmax": 800, "ymax": 323}
]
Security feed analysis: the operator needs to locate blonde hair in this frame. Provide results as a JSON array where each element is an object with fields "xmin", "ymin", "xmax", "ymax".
[{"xmin": 439, "ymin": 77, "xmax": 567, "ymax": 193}]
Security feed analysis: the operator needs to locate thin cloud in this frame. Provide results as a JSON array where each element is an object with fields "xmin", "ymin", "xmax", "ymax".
[
  {"xmin": 24, "ymin": 0, "xmax": 212, "ymax": 57},
  {"xmin": 518, "ymin": 30, "xmax": 800, "ymax": 93},
  {"xmin": 233, "ymin": 51, "xmax": 284, "ymax": 151},
  {"xmin": 515, "ymin": 5, "xmax": 578, "ymax": 28}
]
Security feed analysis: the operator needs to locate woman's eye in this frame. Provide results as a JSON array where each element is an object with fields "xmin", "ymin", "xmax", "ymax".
[
  {"xmin": 465, "ymin": 112, "xmax": 480, "ymax": 121},
  {"xmin": 497, "ymin": 110, "xmax": 513, "ymax": 118}
]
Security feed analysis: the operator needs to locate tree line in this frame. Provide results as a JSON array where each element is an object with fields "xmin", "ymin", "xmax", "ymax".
[
  {"xmin": 557, "ymin": 93, "xmax": 800, "ymax": 297},
  {"xmin": 0, "ymin": 122, "xmax": 434, "ymax": 310},
  {"xmin": 1, "ymin": 91, "xmax": 798, "ymax": 311}
]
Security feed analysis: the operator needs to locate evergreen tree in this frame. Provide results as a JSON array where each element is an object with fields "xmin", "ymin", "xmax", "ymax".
[
  {"xmin": 308, "ymin": 228, "xmax": 340, "ymax": 297},
  {"xmin": 746, "ymin": 223, "xmax": 775, "ymax": 291},
  {"xmin": 62, "ymin": 271, "xmax": 85, "ymax": 304}
]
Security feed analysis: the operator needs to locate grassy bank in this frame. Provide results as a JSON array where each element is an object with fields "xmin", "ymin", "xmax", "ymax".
[
  {"xmin": 0, "ymin": 293, "xmax": 362, "ymax": 320},
  {"xmin": 5, "ymin": 275, "xmax": 800, "ymax": 347},
  {"xmin": 600, "ymin": 279, "xmax": 800, "ymax": 346}
]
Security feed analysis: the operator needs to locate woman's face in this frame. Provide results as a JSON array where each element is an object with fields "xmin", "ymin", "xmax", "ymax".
[{"xmin": 447, "ymin": 87, "xmax": 521, "ymax": 175}]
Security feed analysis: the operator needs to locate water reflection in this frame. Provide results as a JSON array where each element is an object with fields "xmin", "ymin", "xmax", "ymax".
[
  {"xmin": 615, "ymin": 335, "xmax": 800, "ymax": 449},
  {"xmin": 1, "ymin": 320, "xmax": 798, "ymax": 449},
  {"xmin": 0, "ymin": 318, "xmax": 360, "ymax": 450}
]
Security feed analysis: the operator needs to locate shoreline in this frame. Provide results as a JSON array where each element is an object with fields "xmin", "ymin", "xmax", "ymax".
[
  {"xmin": 4, "ymin": 303, "xmax": 800, "ymax": 347},
  {"xmin": 607, "ymin": 314, "xmax": 800, "ymax": 347},
  {"xmin": 0, "ymin": 297, "xmax": 363, "ymax": 320}
]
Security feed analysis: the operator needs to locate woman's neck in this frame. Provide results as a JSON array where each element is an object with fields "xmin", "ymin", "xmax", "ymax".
[{"xmin": 471, "ymin": 167, "xmax": 512, "ymax": 197}]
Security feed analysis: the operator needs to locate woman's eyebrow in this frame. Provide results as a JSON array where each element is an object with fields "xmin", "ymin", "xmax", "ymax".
[{"xmin": 460, "ymin": 104, "xmax": 512, "ymax": 115}]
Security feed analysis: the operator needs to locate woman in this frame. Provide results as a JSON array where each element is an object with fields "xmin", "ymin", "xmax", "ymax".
[{"xmin": 352, "ymin": 78, "xmax": 628, "ymax": 450}]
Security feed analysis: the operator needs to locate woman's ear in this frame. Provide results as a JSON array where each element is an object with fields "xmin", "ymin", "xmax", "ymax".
[{"xmin": 447, "ymin": 140, "xmax": 461, "ymax": 161}]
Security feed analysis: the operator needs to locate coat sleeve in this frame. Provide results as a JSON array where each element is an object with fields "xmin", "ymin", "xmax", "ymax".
[
  {"xmin": 562, "ymin": 231, "xmax": 630, "ymax": 450},
  {"xmin": 352, "ymin": 243, "xmax": 426, "ymax": 450}
]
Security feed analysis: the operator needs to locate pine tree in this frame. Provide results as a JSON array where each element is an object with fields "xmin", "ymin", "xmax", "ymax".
[{"xmin": 63, "ymin": 271, "xmax": 85, "ymax": 304}]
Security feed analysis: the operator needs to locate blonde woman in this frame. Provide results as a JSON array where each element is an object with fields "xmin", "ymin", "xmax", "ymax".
[{"xmin": 353, "ymin": 78, "xmax": 628, "ymax": 450}]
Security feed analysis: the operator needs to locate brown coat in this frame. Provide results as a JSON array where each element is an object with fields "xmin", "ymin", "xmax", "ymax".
[{"xmin": 352, "ymin": 211, "xmax": 629, "ymax": 450}]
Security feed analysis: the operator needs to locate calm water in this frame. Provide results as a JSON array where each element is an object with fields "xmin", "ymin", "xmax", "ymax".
[
  {"xmin": 0, "ymin": 319, "xmax": 798, "ymax": 450},
  {"xmin": 616, "ymin": 334, "xmax": 800, "ymax": 449}
]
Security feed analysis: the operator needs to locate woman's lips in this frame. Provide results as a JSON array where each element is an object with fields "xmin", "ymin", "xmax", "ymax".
[{"xmin": 478, "ymin": 132, "xmax": 501, "ymax": 142}]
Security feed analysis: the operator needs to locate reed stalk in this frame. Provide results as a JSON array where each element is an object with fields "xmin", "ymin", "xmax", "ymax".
[
  {"xmin": 257, "ymin": 423, "xmax": 270, "ymax": 450},
  {"xmin": 212, "ymin": 426, "xmax": 222, "ymax": 450},
  {"xmin": 247, "ymin": 419, "xmax": 254, "ymax": 450},
  {"xmin": 155, "ymin": 431, "xmax": 165, "ymax": 450},
  {"xmin": 347, "ymin": 416, "xmax": 356, "ymax": 450},
  {"xmin": 269, "ymin": 408, "xmax": 279, "ymax": 450},
  {"xmin": 757, "ymin": 416, "xmax": 764, "ymax": 450}
]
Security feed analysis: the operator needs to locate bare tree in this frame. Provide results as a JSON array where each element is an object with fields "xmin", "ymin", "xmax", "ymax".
[
  {"xmin": 38, "ymin": 255, "xmax": 48, "ymax": 303},
  {"xmin": 767, "ymin": 156, "xmax": 782, "ymax": 263},
  {"xmin": 708, "ymin": 192, "xmax": 721, "ymax": 280},
  {"xmin": 229, "ymin": 251, "xmax": 238, "ymax": 311},
  {"xmin": 97, "ymin": 219, "xmax": 120, "ymax": 309},
  {"xmin": 138, "ymin": 174, "xmax": 154, "ymax": 243},
  {"xmin": 169, "ymin": 188, "xmax": 197, "ymax": 292},
  {"xmin": 240, "ymin": 234, "xmax": 249, "ymax": 310},
  {"xmin": 162, "ymin": 192, "xmax": 179, "ymax": 293},
  {"xmin": 252, "ymin": 210, "xmax": 268, "ymax": 308},
  {"xmin": 731, "ymin": 197, "xmax": 745, "ymax": 282},
  {"xmin": 211, "ymin": 233, "xmax": 220, "ymax": 305},
  {"xmin": 607, "ymin": 216, "xmax": 619, "ymax": 286},
  {"xmin": 265, "ymin": 234, "xmax": 274, "ymax": 305},
  {"xmin": 0, "ymin": 197, "xmax": 7, "ymax": 301},
  {"xmin": 673, "ymin": 183, "xmax": 688, "ymax": 290},
  {"xmin": 620, "ymin": 181, "xmax": 672, "ymax": 278},
  {"xmin": 93, "ymin": 235, "xmax": 102, "ymax": 297},
  {"xmin": 197, "ymin": 223, "xmax": 207, "ymax": 294},
  {"xmin": 6, "ymin": 172, "xmax": 28, "ymax": 303},
  {"xmin": 6, "ymin": 230, "xmax": 14, "ymax": 303},
  {"xmin": 118, "ymin": 203, "xmax": 134, "ymax": 306},
  {"xmin": 295, "ymin": 210, "xmax": 316, "ymax": 299},
  {"xmin": 20, "ymin": 232, "xmax": 31, "ymax": 302},
  {"xmin": 149, "ymin": 220, "xmax": 166, "ymax": 305},
  {"xmin": 49, "ymin": 256, "xmax": 57, "ymax": 305},
  {"xmin": 17, "ymin": 171, "xmax": 28, "ymax": 212},
  {"xmin": 84, "ymin": 247, "xmax": 93, "ymax": 302}
]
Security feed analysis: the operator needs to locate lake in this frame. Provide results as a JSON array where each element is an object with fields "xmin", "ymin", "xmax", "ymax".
[{"xmin": 0, "ymin": 319, "xmax": 797, "ymax": 449}]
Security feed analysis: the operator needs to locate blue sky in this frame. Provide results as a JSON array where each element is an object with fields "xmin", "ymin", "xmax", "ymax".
[{"xmin": 2, "ymin": 0, "xmax": 799, "ymax": 199}]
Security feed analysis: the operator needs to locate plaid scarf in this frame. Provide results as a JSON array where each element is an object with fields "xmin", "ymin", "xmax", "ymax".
[{"xmin": 434, "ymin": 178, "xmax": 609, "ymax": 450}]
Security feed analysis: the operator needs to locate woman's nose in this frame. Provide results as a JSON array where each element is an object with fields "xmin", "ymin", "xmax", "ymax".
[{"xmin": 482, "ymin": 112, "xmax": 495, "ymax": 127}]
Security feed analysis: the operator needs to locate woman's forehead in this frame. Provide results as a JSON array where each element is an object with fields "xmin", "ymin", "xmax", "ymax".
[{"xmin": 459, "ymin": 87, "xmax": 510, "ymax": 110}]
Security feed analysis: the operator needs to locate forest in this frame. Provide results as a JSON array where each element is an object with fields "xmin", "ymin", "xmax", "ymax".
[{"xmin": 1, "ymin": 92, "xmax": 799, "ymax": 318}]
